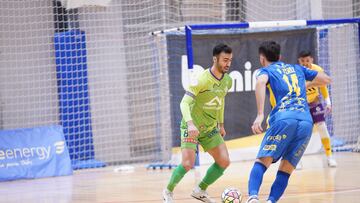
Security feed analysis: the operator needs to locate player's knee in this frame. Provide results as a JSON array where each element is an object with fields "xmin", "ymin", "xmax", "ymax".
[
  {"xmin": 217, "ymin": 155, "xmax": 230, "ymax": 169},
  {"xmin": 279, "ymin": 160, "xmax": 295, "ymax": 174},
  {"xmin": 315, "ymin": 121, "xmax": 330, "ymax": 138},
  {"xmin": 222, "ymin": 158, "xmax": 230, "ymax": 169},
  {"xmin": 181, "ymin": 160, "xmax": 194, "ymax": 171},
  {"xmin": 257, "ymin": 157, "xmax": 273, "ymax": 168}
]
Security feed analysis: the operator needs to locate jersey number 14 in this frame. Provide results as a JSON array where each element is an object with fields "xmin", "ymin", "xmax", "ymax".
[{"xmin": 283, "ymin": 74, "xmax": 300, "ymax": 96}]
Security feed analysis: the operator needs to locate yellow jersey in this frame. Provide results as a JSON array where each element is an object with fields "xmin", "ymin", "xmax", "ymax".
[{"xmin": 306, "ymin": 64, "xmax": 330, "ymax": 103}]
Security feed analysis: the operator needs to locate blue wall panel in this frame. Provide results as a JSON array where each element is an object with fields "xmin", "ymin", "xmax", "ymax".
[{"xmin": 54, "ymin": 29, "xmax": 95, "ymax": 161}]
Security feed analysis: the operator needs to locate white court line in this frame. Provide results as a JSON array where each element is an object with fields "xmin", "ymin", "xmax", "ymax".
[{"xmin": 281, "ymin": 187, "xmax": 360, "ymax": 199}]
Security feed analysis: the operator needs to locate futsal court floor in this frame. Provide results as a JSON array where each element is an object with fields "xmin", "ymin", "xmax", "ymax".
[{"xmin": 0, "ymin": 152, "xmax": 359, "ymax": 203}]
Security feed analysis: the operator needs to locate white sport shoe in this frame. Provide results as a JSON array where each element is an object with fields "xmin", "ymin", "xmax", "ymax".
[
  {"xmin": 191, "ymin": 186, "xmax": 216, "ymax": 203},
  {"xmin": 266, "ymin": 200, "xmax": 273, "ymax": 203},
  {"xmin": 246, "ymin": 195, "xmax": 259, "ymax": 203},
  {"xmin": 163, "ymin": 189, "xmax": 174, "ymax": 203},
  {"xmin": 327, "ymin": 157, "xmax": 337, "ymax": 168}
]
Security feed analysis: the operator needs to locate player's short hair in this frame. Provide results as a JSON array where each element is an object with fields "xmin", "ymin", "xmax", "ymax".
[
  {"xmin": 213, "ymin": 43, "xmax": 232, "ymax": 57},
  {"xmin": 258, "ymin": 41, "xmax": 280, "ymax": 62},
  {"xmin": 298, "ymin": 50, "xmax": 313, "ymax": 58}
]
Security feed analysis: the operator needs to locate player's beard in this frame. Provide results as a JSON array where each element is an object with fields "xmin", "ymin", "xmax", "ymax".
[
  {"xmin": 222, "ymin": 65, "xmax": 229, "ymax": 73},
  {"xmin": 216, "ymin": 62, "xmax": 229, "ymax": 74}
]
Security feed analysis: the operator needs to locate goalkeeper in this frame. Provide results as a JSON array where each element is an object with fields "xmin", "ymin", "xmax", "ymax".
[{"xmin": 298, "ymin": 50, "xmax": 337, "ymax": 168}]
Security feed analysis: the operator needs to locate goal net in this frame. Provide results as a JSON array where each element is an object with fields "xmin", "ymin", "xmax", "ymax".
[
  {"xmin": 317, "ymin": 23, "xmax": 360, "ymax": 151},
  {"xmin": 153, "ymin": 21, "xmax": 360, "ymax": 162}
]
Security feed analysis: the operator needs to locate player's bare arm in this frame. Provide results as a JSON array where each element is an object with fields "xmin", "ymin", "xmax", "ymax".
[
  {"xmin": 306, "ymin": 71, "xmax": 331, "ymax": 89},
  {"xmin": 252, "ymin": 74, "xmax": 268, "ymax": 134}
]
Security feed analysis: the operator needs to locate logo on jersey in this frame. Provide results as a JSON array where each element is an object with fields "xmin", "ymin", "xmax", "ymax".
[
  {"xmin": 203, "ymin": 96, "xmax": 222, "ymax": 110},
  {"xmin": 306, "ymin": 87, "xmax": 317, "ymax": 93}
]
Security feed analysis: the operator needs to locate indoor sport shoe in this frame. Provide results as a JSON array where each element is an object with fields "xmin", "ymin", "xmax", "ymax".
[{"xmin": 191, "ymin": 186, "xmax": 216, "ymax": 203}]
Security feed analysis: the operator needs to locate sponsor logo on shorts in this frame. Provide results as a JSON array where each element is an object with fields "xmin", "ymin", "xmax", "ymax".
[
  {"xmin": 267, "ymin": 134, "xmax": 287, "ymax": 142},
  {"xmin": 263, "ymin": 144, "xmax": 277, "ymax": 151},
  {"xmin": 312, "ymin": 108, "xmax": 325, "ymax": 115},
  {"xmin": 183, "ymin": 138, "xmax": 198, "ymax": 144},
  {"xmin": 295, "ymin": 136, "xmax": 311, "ymax": 157},
  {"xmin": 207, "ymin": 128, "xmax": 219, "ymax": 138},
  {"xmin": 295, "ymin": 143, "xmax": 307, "ymax": 157}
]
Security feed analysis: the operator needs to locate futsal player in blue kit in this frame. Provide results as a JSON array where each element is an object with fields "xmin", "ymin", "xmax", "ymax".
[{"xmin": 246, "ymin": 41, "xmax": 331, "ymax": 203}]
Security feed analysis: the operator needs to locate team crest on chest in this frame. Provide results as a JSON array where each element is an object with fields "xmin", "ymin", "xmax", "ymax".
[
  {"xmin": 205, "ymin": 96, "xmax": 222, "ymax": 106},
  {"xmin": 203, "ymin": 96, "xmax": 222, "ymax": 110}
]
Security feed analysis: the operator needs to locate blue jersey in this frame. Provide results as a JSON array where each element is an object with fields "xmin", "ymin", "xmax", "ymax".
[{"xmin": 257, "ymin": 61, "xmax": 318, "ymax": 125}]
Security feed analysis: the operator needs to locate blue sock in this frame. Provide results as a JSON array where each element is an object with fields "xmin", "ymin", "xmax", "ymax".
[
  {"xmin": 268, "ymin": 170, "xmax": 291, "ymax": 203},
  {"xmin": 248, "ymin": 162, "xmax": 267, "ymax": 196}
]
